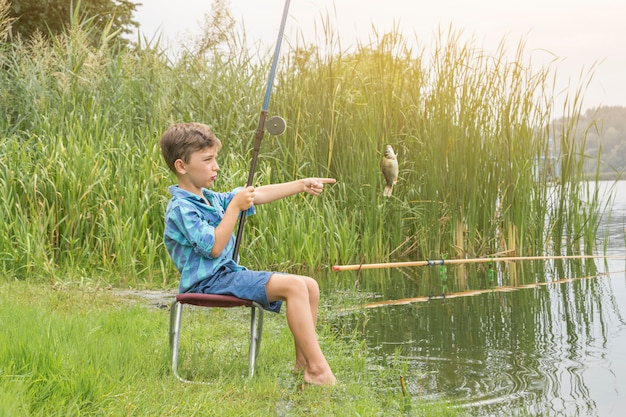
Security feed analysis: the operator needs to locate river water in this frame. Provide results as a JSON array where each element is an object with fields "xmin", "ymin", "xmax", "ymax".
[{"xmin": 330, "ymin": 180, "xmax": 626, "ymax": 416}]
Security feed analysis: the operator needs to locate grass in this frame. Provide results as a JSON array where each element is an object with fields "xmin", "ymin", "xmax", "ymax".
[{"xmin": 0, "ymin": 280, "xmax": 465, "ymax": 416}]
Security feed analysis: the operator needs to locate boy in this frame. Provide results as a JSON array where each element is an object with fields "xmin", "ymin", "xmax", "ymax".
[{"xmin": 160, "ymin": 122, "xmax": 336, "ymax": 386}]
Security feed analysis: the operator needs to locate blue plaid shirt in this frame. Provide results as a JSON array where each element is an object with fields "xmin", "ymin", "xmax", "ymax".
[{"xmin": 164, "ymin": 185, "xmax": 256, "ymax": 293}]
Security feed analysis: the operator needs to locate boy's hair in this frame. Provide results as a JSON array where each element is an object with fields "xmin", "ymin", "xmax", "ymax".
[{"xmin": 160, "ymin": 122, "xmax": 222, "ymax": 174}]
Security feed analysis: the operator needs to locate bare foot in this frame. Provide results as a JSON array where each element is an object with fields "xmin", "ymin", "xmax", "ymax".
[{"xmin": 304, "ymin": 367, "xmax": 337, "ymax": 386}]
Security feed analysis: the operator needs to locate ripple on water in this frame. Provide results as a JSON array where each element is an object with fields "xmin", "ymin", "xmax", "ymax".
[{"xmin": 393, "ymin": 348, "xmax": 566, "ymax": 416}]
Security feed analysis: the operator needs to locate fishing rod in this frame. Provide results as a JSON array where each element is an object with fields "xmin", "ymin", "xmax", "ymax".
[
  {"xmin": 233, "ymin": 0, "xmax": 290, "ymax": 260},
  {"xmin": 332, "ymin": 254, "xmax": 626, "ymax": 272}
]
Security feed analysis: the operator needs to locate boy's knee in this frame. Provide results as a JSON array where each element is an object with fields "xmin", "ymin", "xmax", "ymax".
[{"xmin": 306, "ymin": 277, "xmax": 320, "ymax": 294}]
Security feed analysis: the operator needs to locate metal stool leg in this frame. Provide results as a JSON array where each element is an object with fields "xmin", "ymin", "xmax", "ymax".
[
  {"xmin": 169, "ymin": 301, "xmax": 186, "ymax": 382},
  {"xmin": 248, "ymin": 303, "xmax": 265, "ymax": 378},
  {"xmin": 170, "ymin": 298, "xmax": 264, "ymax": 382}
]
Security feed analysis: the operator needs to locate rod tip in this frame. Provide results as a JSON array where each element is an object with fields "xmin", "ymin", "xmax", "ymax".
[{"xmin": 332, "ymin": 265, "xmax": 340, "ymax": 271}]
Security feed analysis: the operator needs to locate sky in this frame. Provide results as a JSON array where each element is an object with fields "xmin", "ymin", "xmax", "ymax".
[{"xmin": 134, "ymin": 0, "xmax": 625, "ymax": 111}]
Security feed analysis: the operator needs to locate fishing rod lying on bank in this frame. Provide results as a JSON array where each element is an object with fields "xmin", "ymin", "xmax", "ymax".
[
  {"xmin": 332, "ymin": 254, "xmax": 626, "ymax": 272},
  {"xmin": 232, "ymin": 0, "xmax": 290, "ymax": 260}
]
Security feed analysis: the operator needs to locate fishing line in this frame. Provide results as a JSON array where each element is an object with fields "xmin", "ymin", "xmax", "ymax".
[{"xmin": 232, "ymin": 0, "xmax": 291, "ymax": 260}]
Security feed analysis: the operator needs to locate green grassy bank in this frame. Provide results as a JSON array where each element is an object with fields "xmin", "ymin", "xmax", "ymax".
[{"xmin": 0, "ymin": 281, "xmax": 466, "ymax": 416}]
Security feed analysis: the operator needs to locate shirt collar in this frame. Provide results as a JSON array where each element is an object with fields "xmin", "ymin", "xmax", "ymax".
[{"xmin": 168, "ymin": 185, "xmax": 208, "ymax": 201}]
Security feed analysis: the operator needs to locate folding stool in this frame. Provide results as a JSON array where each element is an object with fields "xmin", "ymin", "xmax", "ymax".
[{"xmin": 169, "ymin": 293, "xmax": 264, "ymax": 382}]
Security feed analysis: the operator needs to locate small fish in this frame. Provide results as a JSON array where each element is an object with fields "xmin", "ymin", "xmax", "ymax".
[{"xmin": 381, "ymin": 145, "xmax": 399, "ymax": 197}]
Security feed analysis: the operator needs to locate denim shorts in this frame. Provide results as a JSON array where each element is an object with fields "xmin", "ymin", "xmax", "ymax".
[{"xmin": 188, "ymin": 268, "xmax": 282, "ymax": 313}]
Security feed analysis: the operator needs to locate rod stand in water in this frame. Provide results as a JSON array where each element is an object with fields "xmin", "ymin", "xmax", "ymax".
[{"xmin": 232, "ymin": 0, "xmax": 291, "ymax": 260}]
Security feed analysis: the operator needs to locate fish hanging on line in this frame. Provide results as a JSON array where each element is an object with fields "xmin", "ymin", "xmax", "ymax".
[{"xmin": 381, "ymin": 144, "xmax": 399, "ymax": 197}]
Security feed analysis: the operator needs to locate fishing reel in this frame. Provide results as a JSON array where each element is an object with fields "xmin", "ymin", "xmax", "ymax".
[{"xmin": 265, "ymin": 115, "xmax": 286, "ymax": 136}]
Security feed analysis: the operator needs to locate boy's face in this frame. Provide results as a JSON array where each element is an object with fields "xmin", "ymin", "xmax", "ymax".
[{"xmin": 175, "ymin": 145, "xmax": 220, "ymax": 194}]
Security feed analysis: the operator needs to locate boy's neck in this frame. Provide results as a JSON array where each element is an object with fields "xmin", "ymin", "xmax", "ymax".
[{"xmin": 177, "ymin": 183, "xmax": 210, "ymax": 206}]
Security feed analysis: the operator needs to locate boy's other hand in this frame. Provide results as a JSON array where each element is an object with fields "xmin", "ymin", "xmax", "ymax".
[
  {"xmin": 303, "ymin": 178, "xmax": 336, "ymax": 196},
  {"xmin": 233, "ymin": 186, "xmax": 255, "ymax": 211}
]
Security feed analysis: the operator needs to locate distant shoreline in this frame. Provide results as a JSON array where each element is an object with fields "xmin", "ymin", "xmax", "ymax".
[{"xmin": 590, "ymin": 173, "xmax": 625, "ymax": 181}]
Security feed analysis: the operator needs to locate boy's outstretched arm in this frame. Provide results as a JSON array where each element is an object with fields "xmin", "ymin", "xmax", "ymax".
[{"xmin": 253, "ymin": 178, "xmax": 336, "ymax": 205}]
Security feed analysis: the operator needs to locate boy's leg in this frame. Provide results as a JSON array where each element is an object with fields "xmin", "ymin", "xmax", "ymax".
[
  {"xmin": 293, "ymin": 276, "xmax": 320, "ymax": 371},
  {"xmin": 266, "ymin": 273, "xmax": 336, "ymax": 385}
]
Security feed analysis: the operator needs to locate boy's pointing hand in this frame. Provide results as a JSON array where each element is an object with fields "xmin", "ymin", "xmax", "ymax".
[{"xmin": 303, "ymin": 178, "xmax": 336, "ymax": 196}]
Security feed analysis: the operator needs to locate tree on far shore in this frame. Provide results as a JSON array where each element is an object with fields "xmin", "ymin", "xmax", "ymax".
[{"xmin": 6, "ymin": 0, "xmax": 139, "ymax": 48}]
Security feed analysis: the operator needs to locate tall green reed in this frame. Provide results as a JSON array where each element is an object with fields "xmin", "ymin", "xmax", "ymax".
[
  {"xmin": 270, "ymin": 24, "xmax": 597, "ymax": 268},
  {"xmin": 0, "ymin": 13, "xmax": 175, "ymax": 282},
  {"xmin": 0, "ymin": 9, "xmax": 605, "ymax": 285}
]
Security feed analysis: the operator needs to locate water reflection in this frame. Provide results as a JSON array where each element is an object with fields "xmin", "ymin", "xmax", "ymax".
[{"xmin": 327, "ymin": 181, "xmax": 626, "ymax": 416}]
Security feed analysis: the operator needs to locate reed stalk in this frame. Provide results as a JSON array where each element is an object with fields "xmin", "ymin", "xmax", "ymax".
[{"xmin": 0, "ymin": 9, "xmax": 605, "ymax": 285}]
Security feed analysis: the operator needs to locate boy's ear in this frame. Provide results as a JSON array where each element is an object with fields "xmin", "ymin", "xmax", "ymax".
[{"xmin": 174, "ymin": 159, "xmax": 186, "ymax": 175}]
